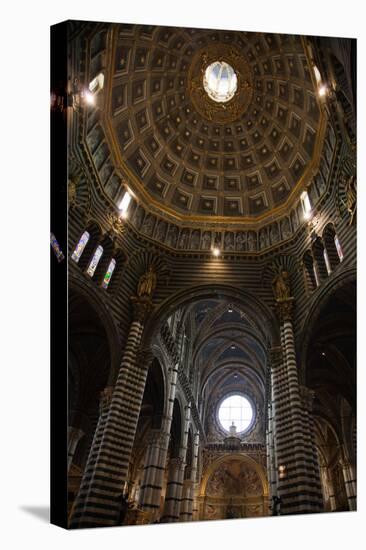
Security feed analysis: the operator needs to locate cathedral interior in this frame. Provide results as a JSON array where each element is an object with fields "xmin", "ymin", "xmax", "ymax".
[{"xmin": 61, "ymin": 21, "xmax": 356, "ymax": 528}]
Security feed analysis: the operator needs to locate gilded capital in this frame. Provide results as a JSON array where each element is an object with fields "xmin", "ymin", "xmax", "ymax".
[
  {"xmin": 130, "ymin": 294, "xmax": 154, "ymax": 323},
  {"xmin": 275, "ymin": 297, "xmax": 294, "ymax": 323}
]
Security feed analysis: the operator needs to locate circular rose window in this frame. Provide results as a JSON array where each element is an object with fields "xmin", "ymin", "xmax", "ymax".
[
  {"xmin": 218, "ymin": 394, "xmax": 254, "ymax": 433},
  {"xmin": 203, "ymin": 61, "xmax": 238, "ymax": 103}
]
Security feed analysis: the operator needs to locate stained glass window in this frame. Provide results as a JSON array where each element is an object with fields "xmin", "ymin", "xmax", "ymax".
[
  {"xmin": 71, "ymin": 231, "xmax": 90, "ymax": 263},
  {"xmin": 334, "ymin": 235, "xmax": 344, "ymax": 262},
  {"xmin": 323, "ymin": 249, "xmax": 332, "ymax": 275},
  {"xmin": 301, "ymin": 191, "xmax": 312, "ymax": 220},
  {"xmin": 203, "ymin": 61, "xmax": 237, "ymax": 103},
  {"xmin": 86, "ymin": 245, "xmax": 103, "ymax": 277},
  {"xmin": 50, "ymin": 232, "xmax": 65, "ymax": 262},
  {"xmin": 218, "ymin": 394, "xmax": 253, "ymax": 433},
  {"xmin": 118, "ymin": 191, "xmax": 132, "ymax": 218},
  {"xmin": 102, "ymin": 258, "xmax": 116, "ymax": 289}
]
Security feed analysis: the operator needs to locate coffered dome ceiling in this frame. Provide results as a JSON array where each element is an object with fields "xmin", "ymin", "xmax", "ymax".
[{"xmin": 81, "ymin": 24, "xmax": 337, "ymax": 250}]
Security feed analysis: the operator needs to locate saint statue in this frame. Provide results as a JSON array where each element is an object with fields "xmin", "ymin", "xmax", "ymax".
[
  {"xmin": 137, "ymin": 266, "xmax": 156, "ymax": 298},
  {"xmin": 345, "ymin": 173, "xmax": 357, "ymax": 225},
  {"xmin": 272, "ymin": 270, "xmax": 291, "ymax": 301}
]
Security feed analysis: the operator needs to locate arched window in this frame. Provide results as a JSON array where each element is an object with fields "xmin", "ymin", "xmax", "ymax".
[
  {"xmin": 86, "ymin": 245, "xmax": 103, "ymax": 277},
  {"xmin": 312, "ymin": 238, "xmax": 328, "ymax": 282},
  {"xmin": 301, "ymin": 190, "xmax": 312, "ymax": 220},
  {"xmin": 334, "ymin": 234, "xmax": 344, "ymax": 262},
  {"xmin": 323, "ymin": 224, "xmax": 342, "ymax": 269},
  {"xmin": 71, "ymin": 231, "xmax": 90, "ymax": 263},
  {"xmin": 76, "ymin": 223, "xmax": 102, "ymax": 271},
  {"xmin": 323, "ymin": 248, "xmax": 332, "ymax": 275},
  {"xmin": 303, "ymin": 250, "xmax": 317, "ymax": 291},
  {"xmin": 102, "ymin": 258, "xmax": 116, "ymax": 289}
]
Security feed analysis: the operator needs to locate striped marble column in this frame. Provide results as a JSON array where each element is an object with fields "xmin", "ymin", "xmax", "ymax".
[
  {"xmin": 299, "ymin": 385, "xmax": 323, "ymax": 509},
  {"xmin": 266, "ymin": 396, "xmax": 278, "ymax": 505},
  {"xmin": 68, "ymin": 426, "xmax": 84, "ymax": 471},
  {"xmin": 269, "ymin": 346, "xmax": 284, "ymax": 503},
  {"xmin": 68, "ymin": 386, "xmax": 113, "ymax": 524},
  {"xmin": 160, "ymin": 457, "xmax": 184, "ymax": 522},
  {"xmin": 69, "ymin": 295, "xmax": 153, "ymax": 528},
  {"xmin": 161, "ymin": 404, "xmax": 191, "ymax": 522},
  {"xmin": 272, "ymin": 298, "xmax": 323, "ymax": 515},
  {"xmin": 341, "ymin": 459, "xmax": 357, "ymax": 511},
  {"xmin": 139, "ymin": 364, "xmax": 179, "ymax": 518},
  {"xmin": 180, "ymin": 432, "xmax": 199, "ymax": 521}
]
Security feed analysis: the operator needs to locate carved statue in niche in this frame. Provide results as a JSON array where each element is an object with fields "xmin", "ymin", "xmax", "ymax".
[
  {"xmin": 87, "ymin": 127, "xmax": 101, "ymax": 153},
  {"xmin": 316, "ymin": 172, "xmax": 326, "ymax": 195},
  {"xmin": 344, "ymin": 172, "xmax": 357, "ymax": 225},
  {"xmin": 236, "ymin": 231, "xmax": 246, "ymax": 251},
  {"xmin": 166, "ymin": 225, "xmax": 178, "ymax": 248},
  {"xmin": 281, "ymin": 217, "xmax": 291, "ymax": 240},
  {"xmin": 133, "ymin": 206, "xmax": 145, "ymax": 230},
  {"xmin": 106, "ymin": 175, "xmax": 120, "ymax": 200},
  {"xmin": 178, "ymin": 229, "xmax": 189, "ymax": 249},
  {"xmin": 224, "ymin": 232, "xmax": 234, "ymax": 251},
  {"xmin": 137, "ymin": 266, "xmax": 156, "ymax": 298},
  {"xmin": 190, "ymin": 230, "xmax": 200, "ymax": 249},
  {"xmin": 259, "ymin": 229, "xmax": 268, "ymax": 250},
  {"xmin": 247, "ymin": 231, "xmax": 257, "ymax": 252},
  {"xmin": 94, "ymin": 144, "xmax": 107, "ymax": 169},
  {"xmin": 141, "ymin": 214, "xmax": 155, "ymax": 236},
  {"xmin": 309, "ymin": 182, "xmax": 318, "ymax": 206},
  {"xmin": 325, "ymin": 140, "xmax": 333, "ymax": 165},
  {"xmin": 272, "ymin": 269, "xmax": 291, "ymax": 301},
  {"xmin": 202, "ymin": 231, "xmax": 212, "ymax": 250},
  {"xmin": 155, "ymin": 220, "xmax": 167, "ymax": 242},
  {"xmin": 291, "ymin": 209, "xmax": 299, "ymax": 231},
  {"xmin": 68, "ymin": 177, "xmax": 78, "ymax": 208},
  {"xmin": 270, "ymin": 223, "xmax": 279, "ymax": 244}
]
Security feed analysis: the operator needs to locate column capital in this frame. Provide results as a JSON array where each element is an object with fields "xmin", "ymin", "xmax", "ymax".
[
  {"xmin": 130, "ymin": 295, "xmax": 154, "ymax": 323},
  {"xmin": 275, "ymin": 297, "xmax": 294, "ymax": 323}
]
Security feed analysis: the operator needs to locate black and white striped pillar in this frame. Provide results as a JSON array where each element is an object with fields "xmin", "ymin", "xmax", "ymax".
[
  {"xmin": 271, "ymin": 298, "xmax": 323, "ymax": 515},
  {"xmin": 341, "ymin": 459, "xmax": 357, "ymax": 511},
  {"xmin": 69, "ymin": 296, "xmax": 154, "ymax": 528},
  {"xmin": 180, "ymin": 431, "xmax": 199, "ymax": 521},
  {"xmin": 161, "ymin": 404, "xmax": 191, "ymax": 522},
  {"xmin": 139, "ymin": 363, "xmax": 179, "ymax": 518}
]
